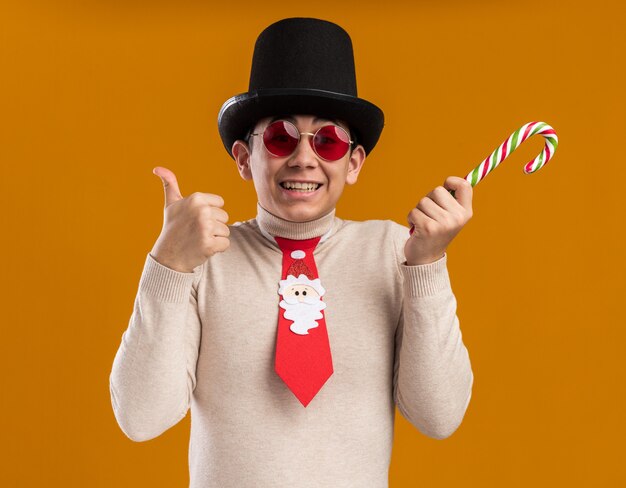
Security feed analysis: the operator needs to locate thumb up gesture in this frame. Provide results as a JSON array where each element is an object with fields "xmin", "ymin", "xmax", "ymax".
[{"xmin": 150, "ymin": 166, "xmax": 231, "ymax": 272}]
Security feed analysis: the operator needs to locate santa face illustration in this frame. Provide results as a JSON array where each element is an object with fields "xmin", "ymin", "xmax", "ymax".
[{"xmin": 278, "ymin": 273, "xmax": 327, "ymax": 335}]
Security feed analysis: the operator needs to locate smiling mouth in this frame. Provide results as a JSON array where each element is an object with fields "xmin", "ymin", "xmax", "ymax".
[{"xmin": 280, "ymin": 182, "xmax": 322, "ymax": 192}]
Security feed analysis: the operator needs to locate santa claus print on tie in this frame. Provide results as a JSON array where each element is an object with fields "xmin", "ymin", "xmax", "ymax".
[
  {"xmin": 278, "ymin": 250, "xmax": 327, "ymax": 336},
  {"xmin": 274, "ymin": 235, "xmax": 333, "ymax": 407}
]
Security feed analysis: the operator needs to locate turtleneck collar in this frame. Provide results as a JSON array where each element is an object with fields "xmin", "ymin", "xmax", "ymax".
[{"xmin": 255, "ymin": 202, "xmax": 336, "ymax": 243}]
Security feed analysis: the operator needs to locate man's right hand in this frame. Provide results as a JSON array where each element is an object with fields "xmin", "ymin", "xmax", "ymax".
[{"xmin": 150, "ymin": 166, "xmax": 230, "ymax": 273}]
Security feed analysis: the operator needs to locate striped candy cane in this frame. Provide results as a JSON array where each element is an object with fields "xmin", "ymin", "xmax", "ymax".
[{"xmin": 409, "ymin": 121, "xmax": 558, "ymax": 235}]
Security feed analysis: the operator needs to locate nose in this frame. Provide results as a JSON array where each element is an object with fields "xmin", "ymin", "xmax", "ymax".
[{"xmin": 287, "ymin": 132, "xmax": 319, "ymax": 168}]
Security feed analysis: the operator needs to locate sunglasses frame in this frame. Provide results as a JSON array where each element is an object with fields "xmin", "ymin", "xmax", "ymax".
[{"xmin": 249, "ymin": 119, "xmax": 354, "ymax": 162}]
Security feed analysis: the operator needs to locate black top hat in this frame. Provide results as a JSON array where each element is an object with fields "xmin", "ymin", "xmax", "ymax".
[{"xmin": 217, "ymin": 17, "xmax": 385, "ymax": 159}]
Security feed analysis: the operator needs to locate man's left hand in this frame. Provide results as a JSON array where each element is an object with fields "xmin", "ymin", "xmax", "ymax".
[{"xmin": 404, "ymin": 176, "xmax": 473, "ymax": 265}]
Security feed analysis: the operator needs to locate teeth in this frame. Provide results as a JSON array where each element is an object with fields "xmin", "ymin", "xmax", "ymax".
[{"xmin": 281, "ymin": 182, "xmax": 320, "ymax": 191}]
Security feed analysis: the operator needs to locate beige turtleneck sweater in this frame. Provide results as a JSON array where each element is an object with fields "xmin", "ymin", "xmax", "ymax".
[{"xmin": 109, "ymin": 202, "xmax": 474, "ymax": 488}]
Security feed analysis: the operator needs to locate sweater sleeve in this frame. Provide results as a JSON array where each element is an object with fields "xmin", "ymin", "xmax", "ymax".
[
  {"xmin": 390, "ymin": 222, "xmax": 474, "ymax": 440},
  {"xmin": 109, "ymin": 252, "xmax": 204, "ymax": 442}
]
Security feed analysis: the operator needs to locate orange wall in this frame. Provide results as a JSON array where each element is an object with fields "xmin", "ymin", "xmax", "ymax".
[{"xmin": 1, "ymin": 1, "xmax": 624, "ymax": 486}]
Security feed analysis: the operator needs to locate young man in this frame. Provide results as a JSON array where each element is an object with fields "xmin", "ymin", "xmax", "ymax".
[{"xmin": 110, "ymin": 17, "xmax": 475, "ymax": 487}]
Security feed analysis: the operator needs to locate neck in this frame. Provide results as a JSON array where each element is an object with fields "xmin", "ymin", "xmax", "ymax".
[{"xmin": 255, "ymin": 202, "xmax": 336, "ymax": 241}]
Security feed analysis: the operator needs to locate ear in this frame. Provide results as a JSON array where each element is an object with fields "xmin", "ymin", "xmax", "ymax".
[
  {"xmin": 232, "ymin": 140, "xmax": 253, "ymax": 181},
  {"xmin": 345, "ymin": 145, "xmax": 366, "ymax": 185}
]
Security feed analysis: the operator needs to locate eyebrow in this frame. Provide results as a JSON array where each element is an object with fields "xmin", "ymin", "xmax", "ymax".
[{"xmin": 269, "ymin": 114, "xmax": 341, "ymax": 126}]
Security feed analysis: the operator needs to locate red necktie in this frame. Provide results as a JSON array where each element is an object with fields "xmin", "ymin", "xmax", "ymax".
[{"xmin": 274, "ymin": 235, "xmax": 333, "ymax": 407}]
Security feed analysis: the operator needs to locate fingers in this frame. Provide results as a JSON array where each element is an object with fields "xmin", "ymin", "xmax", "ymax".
[
  {"xmin": 153, "ymin": 166, "xmax": 184, "ymax": 207},
  {"xmin": 407, "ymin": 206, "xmax": 437, "ymax": 235},
  {"xmin": 211, "ymin": 206, "xmax": 229, "ymax": 224},
  {"xmin": 408, "ymin": 176, "xmax": 474, "ymax": 230},
  {"xmin": 443, "ymin": 176, "xmax": 473, "ymax": 215},
  {"xmin": 412, "ymin": 196, "xmax": 446, "ymax": 223},
  {"xmin": 189, "ymin": 192, "xmax": 226, "ymax": 209},
  {"xmin": 210, "ymin": 236, "xmax": 231, "ymax": 254},
  {"xmin": 211, "ymin": 221, "xmax": 231, "ymax": 238}
]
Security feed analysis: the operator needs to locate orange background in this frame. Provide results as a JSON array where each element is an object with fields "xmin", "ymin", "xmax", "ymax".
[{"xmin": 1, "ymin": 0, "xmax": 624, "ymax": 486}]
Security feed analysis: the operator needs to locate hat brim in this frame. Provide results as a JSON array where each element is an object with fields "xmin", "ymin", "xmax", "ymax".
[{"xmin": 217, "ymin": 88, "xmax": 384, "ymax": 159}]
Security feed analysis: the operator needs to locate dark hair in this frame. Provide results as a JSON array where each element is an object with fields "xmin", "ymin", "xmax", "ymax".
[{"xmin": 244, "ymin": 127, "xmax": 255, "ymax": 152}]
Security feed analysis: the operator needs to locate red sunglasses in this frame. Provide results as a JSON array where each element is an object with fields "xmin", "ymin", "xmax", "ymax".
[{"xmin": 249, "ymin": 120, "xmax": 354, "ymax": 161}]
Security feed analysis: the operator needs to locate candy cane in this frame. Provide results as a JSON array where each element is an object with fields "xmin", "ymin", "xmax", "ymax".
[{"xmin": 409, "ymin": 121, "xmax": 558, "ymax": 235}]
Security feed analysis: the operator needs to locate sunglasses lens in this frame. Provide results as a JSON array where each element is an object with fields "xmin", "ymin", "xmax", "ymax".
[
  {"xmin": 263, "ymin": 121, "xmax": 299, "ymax": 157},
  {"xmin": 313, "ymin": 125, "xmax": 351, "ymax": 160}
]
